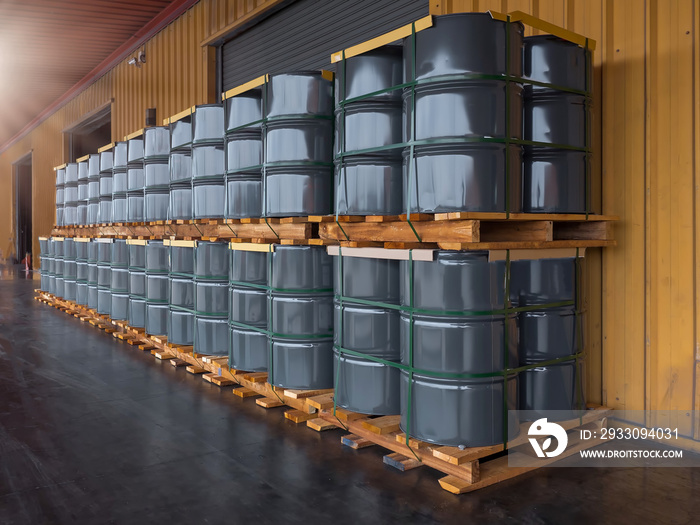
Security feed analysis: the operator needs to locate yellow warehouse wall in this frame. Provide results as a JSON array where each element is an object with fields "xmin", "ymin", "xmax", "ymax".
[{"xmin": 1, "ymin": 0, "xmax": 697, "ymax": 439}]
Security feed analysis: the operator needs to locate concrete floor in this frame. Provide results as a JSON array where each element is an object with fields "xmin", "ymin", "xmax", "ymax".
[{"xmin": 1, "ymin": 269, "xmax": 699, "ymax": 524}]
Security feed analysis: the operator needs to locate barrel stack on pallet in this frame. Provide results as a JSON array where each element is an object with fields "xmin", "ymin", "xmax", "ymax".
[{"xmin": 37, "ymin": 11, "xmax": 615, "ymax": 494}]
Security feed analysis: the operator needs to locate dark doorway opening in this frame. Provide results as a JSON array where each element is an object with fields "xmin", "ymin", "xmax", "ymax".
[
  {"xmin": 65, "ymin": 103, "xmax": 112, "ymax": 161},
  {"xmin": 14, "ymin": 153, "xmax": 32, "ymax": 265}
]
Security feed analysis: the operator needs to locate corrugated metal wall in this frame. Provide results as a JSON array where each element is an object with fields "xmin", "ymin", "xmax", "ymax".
[{"xmin": 0, "ymin": 0, "xmax": 698, "ymax": 441}]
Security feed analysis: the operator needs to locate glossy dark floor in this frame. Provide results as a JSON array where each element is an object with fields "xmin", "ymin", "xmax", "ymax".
[{"xmin": 1, "ymin": 270, "xmax": 699, "ymax": 524}]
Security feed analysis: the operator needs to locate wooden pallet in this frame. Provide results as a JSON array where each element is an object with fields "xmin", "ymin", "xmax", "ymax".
[
  {"xmin": 317, "ymin": 213, "xmax": 617, "ymax": 250},
  {"xmin": 314, "ymin": 406, "xmax": 610, "ymax": 494}
]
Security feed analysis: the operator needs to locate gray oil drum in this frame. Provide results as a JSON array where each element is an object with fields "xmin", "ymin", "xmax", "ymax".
[
  {"xmin": 195, "ymin": 281, "xmax": 228, "ymax": 316},
  {"xmin": 64, "ymin": 184, "xmax": 79, "ymax": 203},
  {"xmin": 63, "ymin": 203, "xmax": 77, "ymax": 226},
  {"xmin": 403, "ymin": 13, "xmax": 523, "ymax": 81},
  {"xmin": 88, "ymin": 154, "xmax": 100, "ymax": 178},
  {"xmin": 524, "ymin": 35, "xmax": 588, "ymax": 92},
  {"xmin": 56, "ymin": 205, "xmax": 64, "ymax": 227},
  {"xmin": 145, "ymin": 161, "xmax": 169, "ymax": 188},
  {"xmin": 56, "ymin": 168, "xmax": 66, "ymax": 186},
  {"xmin": 334, "ymin": 102, "xmax": 402, "ymax": 155},
  {"xmin": 128, "ymin": 243, "xmax": 146, "ymax": 270},
  {"xmin": 97, "ymin": 287, "xmax": 111, "ymax": 316},
  {"xmin": 99, "ymin": 151, "xmax": 113, "ymax": 175},
  {"xmin": 335, "ymin": 46, "xmax": 403, "ymax": 103},
  {"xmin": 41, "ymin": 274, "xmax": 50, "ymax": 293},
  {"xmin": 264, "ymin": 165, "xmax": 331, "ymax": 217},
  {"xmin": 225, "ymin": 89, "xmax": 262, "ymax": 133},
  {"xmin": 88, "ymin": 178, "xmax": 99, "ymax": 199},
  {"xmin": 63, "ymin": 279, "xmax": 76, "ymax": 301},
  {"xmin": 169, "ymin": 308, "xmax": 194, "ymax": 345},
  {"xmin": 129, "ymin": 270, "xmax": 146, "ymax": 298},
  {"xmin": 226, "ymin": 131, "xmax": 262, "ymax": 172},
  {"xmin": 333, "ymin": 256, "xmax": 401, "ymax": 415},
  {"xmin": 77, "ymin": 203, "xmax": 87, "ymax": 226},
  {"xmin": 404, "ymin": 144, "xmax": 522, "ymax": 214},
  {"xmin": 171, "ymin": 117, "xmax": 192, "ymax": 151},
  {"xmin": 99, "ymin": 172, "xmax": 112, "ymax": 196},
  {"xmin": 146, "ymin": 241, "xmax": 169, "ymax": 273},
  {"xmin": 170, "ymin": 245, "xmax": 194, "ymax": 275},
  {"xmin": 113, "ymin": 169, "xmax": 128, "ymax": 193},
  {"xmin": 265, "ymin": 72, "xmax": 333, "ymax": 118},
  {"xmin": 127, "ymin": 190, "xmax": 144, "ymax": 223},
  {"xmin": 519, "ymin": 360, "xmax": 582, "ymax": 420},
  {"xmin": 523, "ymin": 149, "xmax": 586, "ymax": 213},
  {"xmin": 144, "ymin": 127, "xmax": 171, "ymax": 160},
  {"xmin": 55, "ymin": 277, "xmax": 65, "ymax": 299},
  {"xmin": 170, "ymin": 184, "xmax": 192, "ymax": 220},
  {"xmin": 97, "ymin": 265, "xmax": 111, "ymax": 288},
  {"xmin": 76, "ymin": 282, "xmax": 88, "ymax": 306},
  {"xmin": 110, "ymin": 268, "xmax": 129, "ymax": 293},
  {"xmin": 127, "ymin": 166, "xmax": 144, "ymax": 191},
  {"xmin": 75, "ymin": 240, "xmax": 88, "ymax": 261},
  {"xmin": 87, "ymin": 201, "xmax": 99, "ymax": 224},
  {"xmin": 127, "ymin": 137, "xmax": 144, "ymax": 164},
  {"xmin": 76, "ymin": 261, "xmax": 88, "ymax": 282},
  {"xmin": 56, "ymin": 186, "xmax": 64, "ymax": 206},
  {"xmin": 95, "ymin": 240, "xmax": 110, "ymax": 264},
  {"xmin": 192, "ymin": 144, "xmax": 225, "ymax": 180},
  {"xmin": 170, "ymin": 152, "xmax": 192, "ymax": 182},
  {"xmin": 112, "ymin": 194, "xmax": 127, "ymax": 223},
  {"xmin": 195, "ymin": 242, "xmax": 229, "ymax": 279},
  {"xmin": 113, "ymin": 142, "xmax": 127, "ymax": 169},
  {"xmin": 146, "ymin": 303, "xmax": 168, "ymax": 336},
  {"xmin": 63, "ymin": 238, "xmax": 76, "ymax": 260},
  {"xmin": 87, "ymin": 263, "xmax": 98, "ymax": 287},
  {"xmin": 510, "ymin": 257, "xmax": 576, "ymax": 305},
  {"xmin": 229, "ymin": 249, "xmax": 268, "ymax": 371},
  {"xmin": 226, "ymin": 174, "xmax": 262, "ymax": 219},
  {"xmin": 147, "ymin": 274, "xmax": 169, "ymax": 302},
  {"xmin": 193, "ymin": 104, "xmax": 224, "ymax": 144},
  {"xmin": 266, "ymin": 119, "xmax": 333, "ymax": 164},
  {"xmin": 78, "ymin": 180, "xmax": 88, "ymax": 201},
  {"xmin": 111, "ymin": 239, "xmax": 128, "ymax": 267},
  {"xmin": 63, "ymin": 260, "xmax": 77, "ymax": 280},
  {"xmin": 335, "ymin": 156, "xmax": 402, "ymax": 215},
  {"xmin": 111, "ymin": 293, "xmax": 128, "ymax": 321},
  {"xmin": 145, "ymin": 189, "xmax": 169, "ymax": 221},
  {"xmin": 78, "ymin": 161, "xmax": 88, "ymax": 183},
  {"xmin": 268, "ymin": 246, "xmax": 334, "ymax": 389},
  {"xmin": 193, "ymin": 180, "xmax": 226, "ymax": 218},
  {"xmin": 398, "ymin": 251, "xmax": 519, "ymax": 446},
  {"xmin": 170, "ymin": 278, "xmax": 194, "ymax": 309},
  {"xmin": 194, "ymin": 316, "xmax": 228, "ymax": 355},
  {"xmin": 99, "ymin": 197, "xmax": 112, "ymax": 223},
  {"xmin": 129, "ymin": 298, "xmax": 146, "ymax": 328},
  {"xmin": 87, "ymin": 285, "xmax": 98, "ymax": 310},
  {"xmin": 65, "ymin": 163, "xmax": 78, "ymax": 184},
  {"xmin": 524, "ymin": 92, "xmax": 586, "ymax": 148}
]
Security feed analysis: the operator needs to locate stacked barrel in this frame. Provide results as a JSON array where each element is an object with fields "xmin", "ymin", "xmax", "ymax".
[
  {"xmin": 87, "ymin": 154, "xmax": 101, "ymax": 224},
  {"xmin": 145, "ymin": 240, "xmax": 169, "ymax": 336},
  {"xmin": 110, "ymin": 240, "xmax": 129, "ymax": 321},
  {"xmin": 77, "ymin": 159, "xmax": 89, "ymax": 225},
  {"xmin": 62, "ymin": 238, "xmax": 77, "ymax": 301},
  {"xmin": 75, "ymin": 239, "xmax": 89, "ymax": 306},
  {"xmin": 54, "ymin": 238, "xmax": 65, "ymax": 298},
  {"xmin": 144, "ymin": 127, "xmax": 170, "ymax": 221},
  {"xmin": 194, "ymin": 242, "xmax": 229, "ymax": 354},
  {"xmin": 99, "ymin": 147, "xmax": 114, "ymax": 224},
  {"xmin": 87, "ymin": 240, "xmax": 99, "ymax": 310},
  {"xmin": 169, "ymin": 113, "xmax": 193, "ymax": 220},
  {"xmin": 168, "ymin": 241, "xmax": 196, "ymax": 346},
  {"xmin": 55, "ymin": 167, "xmax": 65, "ymax": 226},
  {"xmin": 335, "ymin": 47, "xmax": 404, "ymax": 215},
  {"xmin": 127, "ymin": 240, "xmax": 147, "ymax": 329},
  {"xmin": 192, "ymin": 105, "xmax": 226, "ymax": 219},
  {"xmin": 64, "ymin": 163, "xmax": 79, "ymax": 226},
  {"xmin": 228, "ymin": 248, "xmax": 268, "ymax": 371},
  {"xmin": 95, "ymin": 239, "xmax": 112, "ymax": 315},
  {"xmin": 334, "ymin": 256, "xmax": 401, "ymax": 415},
  {"xmin": 111, "ymin": 142, "xmax": 127, "ymax": 223},
  {"xmin": 523, "ymin": 36, "xmax": 590, "ymax": 212},
  {"xmin": 225, "ymin": 88, "xmax": 263, "ymax": 218},
  {"xmin": 127, "ymin": 138, "xmax": 145, "ymax": 223},
  {"xmin": 264, "ymin": 73, "xmax": 334, "ymax": 216},
  {"xmin": 38, "ymin": 237, "xmax": 50, "ymax": 292}
]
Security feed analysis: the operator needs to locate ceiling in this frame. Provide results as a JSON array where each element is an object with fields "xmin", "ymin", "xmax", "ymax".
[{"xmin": 0, "ymin": 0, "xmax": 179, "ymax": 148}]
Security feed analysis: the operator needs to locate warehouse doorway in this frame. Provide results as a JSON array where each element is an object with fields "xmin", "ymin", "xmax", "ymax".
[
  {"xmin": 64, "ymin": 102, "xmax": 112, "ymax": 161},
  {"xmin": 13, "ymin": 153, "xmax": 32, "ymax": 265}
]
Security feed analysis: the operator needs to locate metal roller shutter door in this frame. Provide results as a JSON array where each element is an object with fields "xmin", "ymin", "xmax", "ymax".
[{"xmin": 222, "ymin": 0, "xmax": 428, "ymax": 92}]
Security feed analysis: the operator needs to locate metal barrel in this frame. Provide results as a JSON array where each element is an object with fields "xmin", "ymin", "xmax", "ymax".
[
  {"xmin": 193, "ymin": 180, "xmax": 225, "ymax": 219},
  {"xmin": 127, "ymin": 190, "xmax": 144, "ymax": 223},
  {"xmin": 127, "ymin": 137, "xmax": 144, "ymax": 165},
  {"xmin": 168, "ymin": 244, "xmax": 195, "ymax": 346},
  {"xmin": 144, "ymin": 126, "xmax": 170, "ymax": 160},
  {"xmin": 127, "ymin": 241, "xmax": 146, "ymax": 329},
  {"xmin": 193, "ymin": 242, "xmax": 230, "ymax": 355},
  {"xmin": 193, "ymin": 104, "xmax": 224, "ymax": 145}
]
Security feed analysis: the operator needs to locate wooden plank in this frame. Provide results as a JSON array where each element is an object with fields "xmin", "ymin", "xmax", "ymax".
[
  {"xmin": 284, "ymin": 388, "xmax": 334, "ymax": 399},
  {"xmin": 255, "ymin": 397, "xmax": 284, "ymax": 408},
  {"xmin": 554, "ymin": 221, "xmax": 613, "ymax": 241},
  {"xmin": 307, "ymin": 418, "xmax": 337, "ymax": 432},
  {"xmin": 241, "ymin": 372, "xmax": 268, "ymax": 383},
  {"xmin": 232, "ymin": 387, "xmax": 259, "ymax": 398},
  {"xmin": 341, "ymin": 434, "xmax": 376, "ymax": 449},
  {"xmin": 154, "ymin": 351, "xmax": 174, "ymax": 360},
  {"xmin": 284, "ymin": 409, "xmax": 316, "ymax": 423},
  {"xmin": 383, "ymin": 453, "xmax": 424, "ymax": 472},
  {"xmin": 319, "ymin": 219, "xmax": 479, "ymax": 243},
  {"xmin": 306, "ymin": 393, "xmax": 335, "ymax": 411},
  {"xmin": 170, "ymin": 358, "xmax": 188, "ymax": 367},
  {"xmin": 186, "ymin": 366, "xmax": 206, "ymax": 374},
  {"xmin": 203, "ymin": 373, "xmax": 235, "ymax": 387},
  {"xmin": 361, "ymin": 415, "xmax": 401, "ymax": 435},
  {"xmin": 479, "ymin": 220, "xmax": 553, "ymax": 242}
]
